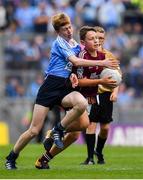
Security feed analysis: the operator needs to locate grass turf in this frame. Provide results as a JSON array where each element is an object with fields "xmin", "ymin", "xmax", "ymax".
[{"xmin": 0, "ymin": 144, "xmax": 143, "ymax": 179}]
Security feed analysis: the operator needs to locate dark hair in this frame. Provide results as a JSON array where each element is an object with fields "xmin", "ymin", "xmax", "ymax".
[{"xmin": 79, "ymin": 26, "xmax": 96, "ymax": 40}]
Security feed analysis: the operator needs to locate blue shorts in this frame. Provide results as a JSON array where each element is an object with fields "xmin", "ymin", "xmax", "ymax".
[{"xmin": 35, "ymin": 75, "xmax": 73, "ymax": 109}]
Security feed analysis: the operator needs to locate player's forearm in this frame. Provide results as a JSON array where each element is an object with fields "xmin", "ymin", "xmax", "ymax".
[
  {"xmin": 113, "ymin": 86, "xmax": 119, "ymax": 94},
  {"xmin": 78, "ymin": 78, "xmax": 101, "ymax": 87},
  {"xmin": 73, "ymin": 57, "xmax": 105, "ymax": 67},
  {"xmin": 69, "ymin": 55, "xmax": 105, "ymax": 67},
  {"xmin": 69, "ymin": 55, "xmax": 119, "ymax": 68}
]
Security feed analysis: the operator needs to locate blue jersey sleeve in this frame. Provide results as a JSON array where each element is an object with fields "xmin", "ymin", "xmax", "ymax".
[
  {"xmin": 46, "ymin": 36, "xmax": 80, "ymax": 78},
  {"xmin": 56, "ymin": 37, "xmax": 76, "ymax": 60}
]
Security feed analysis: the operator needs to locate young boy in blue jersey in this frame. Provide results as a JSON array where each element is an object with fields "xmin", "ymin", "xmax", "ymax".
[
  {"xmin": 5, "ymin": 13, "xmax": 118, "ymax": 170},
  {"xmin": 35, "ymin": 26, "xmax": 117, "ymax": 169}
]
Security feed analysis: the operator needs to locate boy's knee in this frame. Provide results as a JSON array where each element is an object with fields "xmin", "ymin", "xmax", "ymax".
[
  {"xmin": 82, "ymin": 119, "xmax": 89, "ymax": 130},
  {"xmin": 76, "ymin": 99, "xmax": 88, "ymax": 113},
  {"xmin": 28, "ymin": 127, "xmax": 39, "ymax": 138}
]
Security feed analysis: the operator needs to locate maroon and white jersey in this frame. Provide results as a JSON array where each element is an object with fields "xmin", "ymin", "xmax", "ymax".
[{"xmin": 74, "ymin": 49, "xmax": 105, "ymax": 98}]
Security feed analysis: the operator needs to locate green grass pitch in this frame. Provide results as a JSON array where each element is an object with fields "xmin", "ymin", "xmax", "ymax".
[{"xmin": 0, "ymin": 144, "xmax": 143, "ymax": 179}]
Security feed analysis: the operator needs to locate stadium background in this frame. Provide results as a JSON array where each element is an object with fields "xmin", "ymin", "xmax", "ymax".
[{"xmin": 0, "ymin": 0, "xmax": 143, "ymax": 146}]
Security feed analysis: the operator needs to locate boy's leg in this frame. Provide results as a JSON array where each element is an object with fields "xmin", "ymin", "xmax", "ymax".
[
  {"xmin": 43, "ymin": 111, "xmax": 89, "ymax": 151},
  {"xmin": 35, "ymin": 131, "xmax": 80, "ymax": 169},
  {"xmin": 5, "ymin": 104, "xmax": 49, "ymax": 169},
  {"xmin": 51, "ymin": 91, "xmax": 88, "ymax": 149},
  {"xmin": 95, "ymin": 123, "xmax": 110, "ymax": 164},
  {"xmin": 35, "ymin": 112, "xmax": 89, "ymax": 169},
  {"xmin": 81, "ymin": 122, "xmax": 96, "ymax": 165}
]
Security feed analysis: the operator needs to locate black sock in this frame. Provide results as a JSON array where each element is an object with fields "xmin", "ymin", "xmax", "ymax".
[
  {"xmin": 6, "ymin": 150, "xmax": 19, "ymax": 161},
  {"xmin": 86, "ymin": 134, "xmax": 95, "ymax": 159},
  {"xmin": 96, "ymin": 135, "xmax": 107, "ymax": 154},
  {"xmin": 40, "ymin": 151, "xmax": 53, "ymax": 162}
]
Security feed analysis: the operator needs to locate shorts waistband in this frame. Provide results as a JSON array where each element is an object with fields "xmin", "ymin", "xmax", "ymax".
[{"xmin": 47, "ymin": 75, "xmax": 68, "ymax": 81}]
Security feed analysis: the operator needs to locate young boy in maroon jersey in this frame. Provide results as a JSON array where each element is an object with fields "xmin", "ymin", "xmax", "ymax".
[
  {"xmin": 35, "ymin": 26, "xmax": 117, "ymax": 169},
  {"xmin": 81, "ymin": 26, "xmax": 122, "ymax": 165}
]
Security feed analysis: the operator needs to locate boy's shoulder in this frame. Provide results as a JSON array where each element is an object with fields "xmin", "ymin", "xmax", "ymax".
[
  {"xmin": 79, "ymin": 49, "xmax": 105, "ymax": 60},
  {"xmin": 103, "ymin": 48, "xmax": 116, "ymax": 59},
  {"xmin": 78, "ymin": 49, "xmax": 88, "ymax": 58}
]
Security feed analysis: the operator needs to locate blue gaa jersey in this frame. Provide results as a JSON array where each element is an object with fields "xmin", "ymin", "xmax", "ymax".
[{"xmin": 46, "ymin": 36, "xmax": 81, "ymax": 78}]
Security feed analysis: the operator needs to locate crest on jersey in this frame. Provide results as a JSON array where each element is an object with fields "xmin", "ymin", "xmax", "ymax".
[
  {"xmin": 65, "ymin": 62, "xmax": 73, "ymax": 72},
  {"xmin": 77, "ymin": 67, "xmax": 84, "ymax": 79},
  {"xmin": 90, "ymin": 72, "xmax": 99, "ymax": 79}
]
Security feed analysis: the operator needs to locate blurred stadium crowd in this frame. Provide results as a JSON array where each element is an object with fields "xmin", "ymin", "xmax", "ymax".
[{"xmin": 0, "ymin": 0, "xmax": 143, "ymax": 105}]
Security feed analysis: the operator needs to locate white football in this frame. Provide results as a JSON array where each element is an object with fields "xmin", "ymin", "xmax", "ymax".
[{"xmin": 100, "ymin": 68, "xmax": 122, "ymax": 88}]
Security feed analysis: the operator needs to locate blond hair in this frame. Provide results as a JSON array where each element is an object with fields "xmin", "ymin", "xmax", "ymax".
[
  {"xmin": 52, "ymin": 13, "xmax": 71, "ymax": 32},
  {"xmin": 94, "ymin": 26, "xmax": 105, "ymax": 34}
]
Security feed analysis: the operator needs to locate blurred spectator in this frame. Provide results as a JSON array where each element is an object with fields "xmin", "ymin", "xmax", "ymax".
[
  {"xmin": 5, "ymin": 1, "xmax": 16, "ymax": 27},
  {"xmin": 133, "ymin": 22, "xmax": 143, "ymax": 35},
  {"xmin": 5, "ymin": 77, "xmax": 25, "ymax": 97},
  {"xmin": 33, "ymin": 1, "xmax": 50, "ymax": 33},
  {"xmin": 43, "ymin": 1, "xmax": 61, "ymax": 32},
  {"xmin": 125, "ymin": 57, "xmax": 143, "ymax": 97},
  {"xmin": 117, "ymin": 83, "xmax": 135, "ymax": 105},
  {"xmin": 103, "ymin": 27, "xmax": 132, "ymax": 50},
  {"xmin": 25, "ymin": 39, "xmax": 41, "ymax": 69},
  {"xmin": 60, "ymin": 1, "xmax": 76, "ymax": 24},
  {"xmin": 5, "ymin": 20, "xmax": 20, "ymax": 36},
  {"xmin": 14, "ymin": 0, "xmax": 35, "ymax": 32},
  {"xmin": 113, "ymin": 27, "xmax": 132, "ymax": 49},
  {"xmin": 4, "ymin": 35, "xmax": 28, "ymax": 69},
  {"xmin": 0, "ymin": 1, "xmax": 8, "ymax": 32},
  {"xmin": 26, "ymin": 73, "xmax": 43, "ymax": 98},
  {"xmin": 40, "ymin": 47, "xmax": 50, "ymax": 72},
  {"xmin": 98, "ymin": 0, "xmax": 125, "ymax": 30},
  {"xmin": 76, "ymin": 0, "xmax": 104, "ymax": 26}
]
